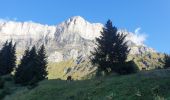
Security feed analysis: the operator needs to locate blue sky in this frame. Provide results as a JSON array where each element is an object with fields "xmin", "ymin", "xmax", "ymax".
[{"xmin": 0, "ymin": 0, "xmax": 170, "ymax": 53}]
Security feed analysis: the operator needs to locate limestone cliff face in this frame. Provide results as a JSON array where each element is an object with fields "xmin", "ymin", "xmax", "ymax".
[{"xmin": 0, "ymin": 16, "xmax": 155, "ymax": 62}]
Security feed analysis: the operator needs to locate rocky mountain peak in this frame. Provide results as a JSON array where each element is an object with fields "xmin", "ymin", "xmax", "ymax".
[
  {"xmin": 66, "ymin": 16, "xmax": 86, "ymax": 24},
  {"xmin": 55, "ymin": 16, "xmax": 103, "ymax": 42}
]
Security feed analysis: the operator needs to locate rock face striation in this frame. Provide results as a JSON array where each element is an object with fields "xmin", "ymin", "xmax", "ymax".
[{"xmin": 0, "ymin": 16, "xmax": 155, "ymax": 62}]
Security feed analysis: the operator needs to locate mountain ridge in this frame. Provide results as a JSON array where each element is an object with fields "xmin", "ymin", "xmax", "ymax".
[{"xmin": 0, "ymin": 16, "xmax": 157, "ymax": 64}]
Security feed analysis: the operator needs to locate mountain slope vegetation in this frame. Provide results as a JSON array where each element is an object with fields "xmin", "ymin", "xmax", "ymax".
[{"xmin": 2, "ymin": 69, "xmax": 170, "ymax": 100}]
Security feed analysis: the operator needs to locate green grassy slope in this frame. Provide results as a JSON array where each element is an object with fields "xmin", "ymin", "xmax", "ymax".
[
  {"xmin": 47, "ymin": 59, "xmax": 96, "ymax": 80},
  {"xmin": 4, "ymin": 69, "xmax": 170, "ymax": 100},
  {"xmin": 47, "ymin": 59, "xmax": 75, "ymax": 79}
]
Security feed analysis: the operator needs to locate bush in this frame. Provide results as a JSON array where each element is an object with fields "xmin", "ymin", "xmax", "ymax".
[{"xmin": 111, "ymin": 60, "xmax": 139, "ymax": 75}]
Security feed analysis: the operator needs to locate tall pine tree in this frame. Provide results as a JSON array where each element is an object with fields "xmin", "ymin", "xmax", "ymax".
[
  {"xmin": 37, "ymin": 45, "xmax": 48, "ymax": 80},
  {"xmin": 8, "ymin": 41, "xmax": 17, "ymax": 74},
  {"xmin": 91, "ymin": 20, "xmax": 130, "ymax": 75},
  {"xmin": 0, "ymin": 41, "xmax": 16, "ymax": 76},
  {"xmin": 14, "ymin": 48, "xmax": 30, "ymax": 84},
  {"xmin": 0, "ymin": 41, "xmax": 8, "ymax": 75}
]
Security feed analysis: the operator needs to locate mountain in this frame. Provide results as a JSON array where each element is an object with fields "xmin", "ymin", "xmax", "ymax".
[
  {"xmin": 0, "ymin": 16, "xmax": 155, "ymax": 60},
  {"xmin": 0, "ymin": 16, "xmax": 164, "ymax": 79}
]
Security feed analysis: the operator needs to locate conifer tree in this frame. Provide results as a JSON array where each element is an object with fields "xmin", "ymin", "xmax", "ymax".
[
  {"xmin": 0, "ymin": 41, "xmax": 16, "ymax": 75},
  {"xmin": 14, "ymin": 45, "xmax": 48, "ymax": 85},
  {"xmin": 14, "ymin": 46, "xmax": 38, "ymax": 85},
  {"xmin": 91, "ymin": 20, "xmax": 130, "ymax": 75},
  {"xmin": 0, "ymin": 41, "xmax": 8, "ymax": 75},
  {"xmin": 37, "ymin": 44, "xmax": 48, "ymax": 80},
  {"xmin": 164, "ymin": 54, "xmax": 170, "ymax": 69},
  {"xmin": 8, "ymin": 41, "xmax": 17, "ymax": 73},
  {"xmin": 14, "ymin": 48, "xmax": 30, "ymax": 84}
]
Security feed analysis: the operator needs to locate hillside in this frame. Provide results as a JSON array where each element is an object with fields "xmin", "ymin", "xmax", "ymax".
[
  {"xmin": 46, "ymin": 52, "xmax": 165, "ymax": 80},
  {"xmin": 2, "ymin": 69, "xmax": 170, "ymax": 100}
]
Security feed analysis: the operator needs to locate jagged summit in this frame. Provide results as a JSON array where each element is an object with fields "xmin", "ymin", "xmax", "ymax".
[
  {"xmin": 55, "ymin": 16, "xmax": 103, "ymax": 41},
  {"xmin": 66, "ymin": 16, "xmax": 86, "ymax": 24}
]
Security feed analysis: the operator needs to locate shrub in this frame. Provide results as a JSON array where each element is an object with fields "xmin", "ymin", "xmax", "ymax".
[{"xmin": 111, "ymin": 60, "xmax": 139, "ymax": 75}]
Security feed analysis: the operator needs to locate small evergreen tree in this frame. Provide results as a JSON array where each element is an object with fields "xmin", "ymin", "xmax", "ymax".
[
  {"xmin": 91, "ymin": 20, "xmax": 131, "ymax": 75},
  {"xmin": 7, "ymin": 41, "xmax": 16, "ymax": 74},
  {"xmin": 164, "ymin": 54, "xmax": 170, "ymax": 69},
  {"xmin": 37, "ymin": 45, "xmax": 48, "ymax": 80},
  {"xmin": 0, "ymin": 42, "xmax": 7, "ymax": 75},
  {"xmin": 0, "ymin": 41, "xmax": 16, "ymax": 76},
  {"xmin": 14, "ymin": 45, "xmax": 48, "ymax": 85},
  {"xmin": 14, "ymin": 48, "xmax": 30, "ymax": 84},
  {"xmin": 14, "ymin": 46, "xmax": 38, "ymax": 85}
]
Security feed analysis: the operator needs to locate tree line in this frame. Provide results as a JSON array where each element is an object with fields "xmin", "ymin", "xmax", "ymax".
[{"xmin": 0, "ymin": 41, "xmax": 47, "ymax": 85}]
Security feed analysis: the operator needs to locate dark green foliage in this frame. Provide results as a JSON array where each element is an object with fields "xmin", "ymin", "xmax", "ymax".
[
  {"xmin": 0, "ymin": 77, "xmax": 4, "ymax": 89},
  {"xmin": 0, "ymin": 91, "xmax": 7, "ymax": 100},
  {"xmin": 14, "ymin": 45, "xmax": 48, "ymax": 85},
  {"xmin": 91, "ymin": 20, "xmax": 117, "ymax": 74},
  {"xmin": 0, "ymin": 41, "xmax": 16, "ymax": 76},
  {"xmin": 3, "ymin": 75, "xmax": 13, "ymax": 82},
  {"xmin": 111, "ymin": 61, "xmax": 139, "ymax": 75},
  {"xmin": 37, "ymin": 45, "xmax": 48, "ymax": 80},
  {"xmin": 14, "ymin": 48, "xmax": 30, "ymax": 84},
  {"xmin": 14, "ymin": 46, "xmax": 38, "ymax": 85},
  {"xmin": 91, "ymin": 20, "xmax": 130, "ymax": 75},
  {"xmin": 0, "ymin": 87, "xmax": 11, "ymax": 99},
  {"xmin": 164, "ymin": 54, "xmax": 170, "ymax": 69}
]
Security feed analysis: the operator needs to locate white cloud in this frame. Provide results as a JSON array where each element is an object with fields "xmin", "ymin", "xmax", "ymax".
[
  {"xmin": 0, "ymin": 17, "xmax": 19, "ymax": 22},
  {"xmin": 0, "ymin": 19, "xmax": 7, "ymax": 22},
  {"xmin": 134, "ymin": 27, "xmax": 141, "ymax": 34},
  {"xmin": 132, "ymin": 27, "xmax": 147, "ymax": 45},
  {"xmin": 124, "ymin": 27, "xmax": 148, "ymax": 46}
]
